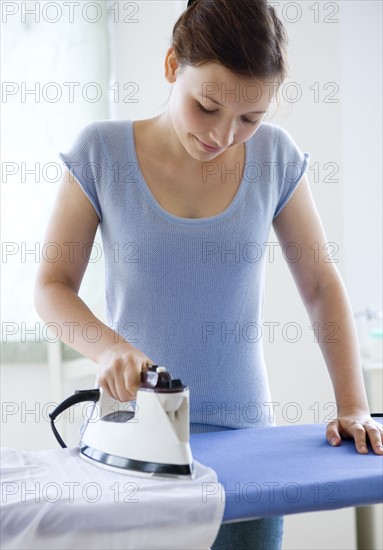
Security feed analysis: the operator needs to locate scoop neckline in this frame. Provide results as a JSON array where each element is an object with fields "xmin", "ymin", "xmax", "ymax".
[{"xmin": 128, "ymin": 119, "xmax": 252, "ymax": 225}]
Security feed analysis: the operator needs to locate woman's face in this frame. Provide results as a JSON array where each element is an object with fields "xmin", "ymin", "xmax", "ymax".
[{"xmin": 165, "ymin": 49, "xmax": 277, "ymax": 160}]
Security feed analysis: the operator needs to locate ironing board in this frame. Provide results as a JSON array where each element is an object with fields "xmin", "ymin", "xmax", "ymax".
[
  {"xmin": 190, "ymin": 418, "xmax": 383, "ymax": 521},
  {"xmin": 1, "ymin": 420, "xmax": 382, "ymax": 550}
]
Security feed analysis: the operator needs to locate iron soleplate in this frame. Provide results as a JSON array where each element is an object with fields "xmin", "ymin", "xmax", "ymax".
[{"xmin": 80, "ymin": 445, "xmax": 195, "ymax": 479}]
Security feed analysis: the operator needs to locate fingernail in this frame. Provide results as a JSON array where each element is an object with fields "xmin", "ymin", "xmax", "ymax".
[
  {"xmin": 360, "ymin": 445, "xmax": 368, "ymax": 453},
  {"xmin": 330, "ymin": 437, "xmax": 338, "ymax": 446}
]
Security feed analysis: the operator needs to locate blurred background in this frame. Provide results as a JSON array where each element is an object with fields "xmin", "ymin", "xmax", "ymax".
[{"xmin": 1, "ymin": 1, "xmax": 382, "ymax": 548}]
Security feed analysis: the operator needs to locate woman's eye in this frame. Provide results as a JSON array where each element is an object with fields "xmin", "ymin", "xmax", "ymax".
[
  {"xmin": 197, "ymin": 101, "xmax": 261, "ymax": 126},
  {"xmin": 242, "ymin": 117, "xmax": 260, "ymax": 126},
  {"xmin": 197, "ymin": 102, "xmax": 217, "ymax": 114}
]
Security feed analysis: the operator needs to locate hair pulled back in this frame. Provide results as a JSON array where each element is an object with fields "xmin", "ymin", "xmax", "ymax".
[{"xmin": 172, "ymin": 0, "xmax": 288, "ymax": 87}]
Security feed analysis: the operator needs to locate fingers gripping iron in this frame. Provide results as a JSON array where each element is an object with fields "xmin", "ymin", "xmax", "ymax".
[{"xmin": 49, "ymin": 366, "xmax": 195, "ymax": 478}]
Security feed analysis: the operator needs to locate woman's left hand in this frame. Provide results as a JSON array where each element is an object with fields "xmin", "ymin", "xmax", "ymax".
[{"xmin": 326, "ymin": 412, "xmax": 383, "ymax": 454}]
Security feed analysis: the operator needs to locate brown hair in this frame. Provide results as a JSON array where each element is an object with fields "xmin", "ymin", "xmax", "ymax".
[{"xmin": 172, "ymin": 0, "xmax": 288, "ymax": 87}]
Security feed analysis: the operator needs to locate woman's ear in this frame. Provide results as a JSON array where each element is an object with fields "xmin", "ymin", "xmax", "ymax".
[{"xmin": 164, "ymin": 47, "xmax": 180, "ymax": 83}]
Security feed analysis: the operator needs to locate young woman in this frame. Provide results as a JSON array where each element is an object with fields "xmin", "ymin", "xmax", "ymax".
[{"xmin": 34, "ymin": 0, "xmax": 383, "ymax": 548}]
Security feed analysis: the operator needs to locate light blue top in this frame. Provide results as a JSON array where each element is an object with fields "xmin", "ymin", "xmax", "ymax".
[{"xmin": 59, "ymin": 119, "xmax": 310, "ymax": 431}]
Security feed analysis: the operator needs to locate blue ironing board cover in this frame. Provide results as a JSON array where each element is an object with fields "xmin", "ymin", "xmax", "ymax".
[{"xmin": 190, "ymin": 419, "xmax": 383, "ymax": 522}]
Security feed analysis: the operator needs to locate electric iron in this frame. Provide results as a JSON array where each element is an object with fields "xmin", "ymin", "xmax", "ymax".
[{"xmin": 49, "ymin": 365, "xmax": 195, "ymax": 479}]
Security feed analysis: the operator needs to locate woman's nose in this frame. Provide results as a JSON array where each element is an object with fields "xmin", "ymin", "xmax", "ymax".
[{"xmin": 210, "ymin": 121, "xmax": 235, "ymax": 148}]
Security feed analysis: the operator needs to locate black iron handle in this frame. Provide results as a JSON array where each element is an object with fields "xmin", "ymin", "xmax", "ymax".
[{"xmin": 49, "ymin": 389, "xmax": 100, "ymax": 448}]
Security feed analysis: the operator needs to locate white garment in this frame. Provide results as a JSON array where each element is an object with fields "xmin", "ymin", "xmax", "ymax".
[{"xmin": 0, "ymin": 447, "xmax": 225, "ymax": 550}]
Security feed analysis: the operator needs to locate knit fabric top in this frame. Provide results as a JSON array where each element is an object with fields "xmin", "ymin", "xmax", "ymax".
[{"xmin": 59, "ymin": 119, "xmax": 310, "ymax": 431}]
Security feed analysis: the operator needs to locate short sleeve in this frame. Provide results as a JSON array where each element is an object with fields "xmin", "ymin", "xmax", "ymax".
[
  {"xmin": 273, "ymin": 127, "xmax": 310, "ymax": 219},
  {"xmin": 59, "ymin": 122, "xmax": 107, "ymax": 222}
]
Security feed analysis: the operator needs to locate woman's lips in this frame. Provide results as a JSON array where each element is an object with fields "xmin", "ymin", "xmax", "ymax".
[{"xmin": 195, "ymin": 136, "xmax": 222, "ymax": 153}]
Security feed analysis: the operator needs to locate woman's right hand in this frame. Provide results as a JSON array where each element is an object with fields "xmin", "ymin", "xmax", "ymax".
[{"xmin": 96, "ymin": 343, "xmax": 156, "ymax": 402}]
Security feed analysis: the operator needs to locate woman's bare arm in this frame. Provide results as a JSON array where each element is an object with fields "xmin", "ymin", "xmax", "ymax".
[
  {"xmin": 34, "ymin": 168, "xmax": 155, "ymax": 400},
  {"xmin": 273, "ymin": 173, "xmax": 383, "ymax": 455}
]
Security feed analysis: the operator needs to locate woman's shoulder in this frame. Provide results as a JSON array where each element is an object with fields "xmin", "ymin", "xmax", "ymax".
[
  {"xmin": 256, "ymin": 120, "xmax": 293, "ymax": 141},
  {"xmin": 88, "ymin": 117, "xmax": 155, "ymax": 150},
  {"xmin": 63, "ymin": 119, "xmax": 136, "ymax": 169},
  {"xmin": 68, "ymin": 119, "xmax": 132, "ymax": 150},
  {"xmin": 253, "ymin": 121, "xmax": 303, "ymax": 153},
  {"xmin": 84, "ymin": 119, "xmax": 136, "ymax": 157},
  {"xmin": 83, "ymin": 118, "xmax": 133, "ymax": 136}
]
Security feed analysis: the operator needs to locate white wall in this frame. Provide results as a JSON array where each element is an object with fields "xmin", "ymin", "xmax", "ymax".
[
  {"xmin": 0, "ymin": 362, "xmax": 96, "ymax": 451},
  {"xmin": 107, "ymin": 0, "xmax": 184, "ymax": 120},
  {"xmin": 340, "ymin": 1, "xmax": 382, "ymax": 312}
]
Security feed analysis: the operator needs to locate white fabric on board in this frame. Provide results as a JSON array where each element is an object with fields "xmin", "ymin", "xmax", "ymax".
[{"xmin": 0, "ymin": 447, "xmax": 225, "ymax": 549}]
